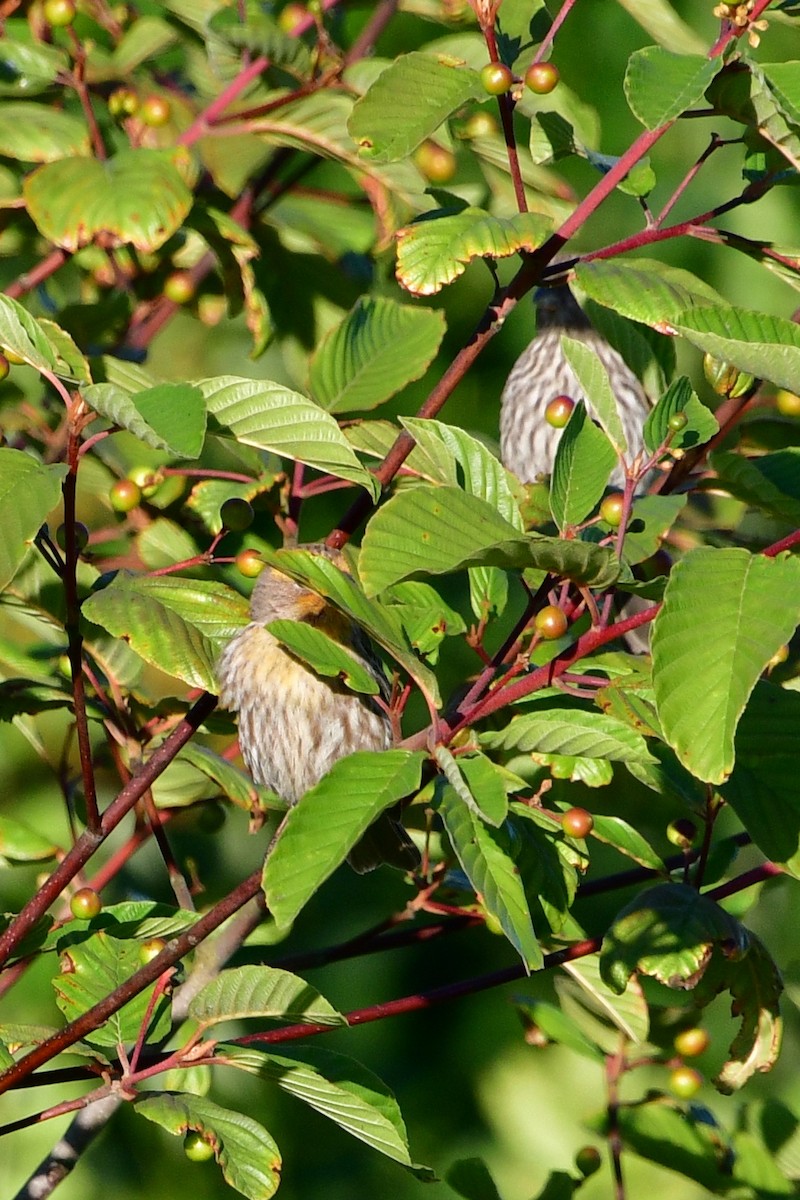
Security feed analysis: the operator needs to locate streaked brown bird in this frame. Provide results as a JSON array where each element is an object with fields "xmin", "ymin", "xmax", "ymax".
[
  {"xmin": 500, "ymin": 278, "xmax": 655, "ymax": 650},
  {"xmin": 500, "ymin": 280, "xmax": 651, "ymax": 486},
  {"xmin": 216, "ymin": 545, "xmax": 419, "ymax": 873}
]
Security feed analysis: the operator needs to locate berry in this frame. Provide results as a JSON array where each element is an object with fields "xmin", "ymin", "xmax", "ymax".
[
  {"xmin": 139, "ymin": 937, "xmax": 167, "ymax": 964},
  {"xmin": 464, "ymin": 111, "xmax": 498, "ymax": 138},
  {"xmin": 534, "ymin": 605, "xmax": 568, "ymax": 639},
  {"xmin": 669, "ymin": 1066, "xmax": 703, "ymax": 1099},
  {"xmin": 278, "ymin": 2, "xmax": 307, "ymax": 30},
  {"xmin": 163, "ymin": 271, "xmax": 196, "ymax": 305},
  {"xmin": 3, "ymin": 348, "xmax": 26, "ymax": 365},
  {"xmin": 183, "ymin": 1131, "xmax": 215, "ymax": 1163},
  {"xmin": 776, "ymin": 389, "xmax": 800, "ymax": 417},
  {"xmin": 235, "ymin": 548, "xmax": 265, "ymax": 578},
  {"xmin": 0, "ymin": 354, "xmax": 9, "ymax": 382},
  {"xmin": 221, "ymin": 497, "xmax": 255, "ymax": 531},
  {"xmin": 128, "ymin": 466, "xmax": 164, "ymax": 498},
  {"xmin": 140, "ymin": 95, "xmax": 171, "ymax": 127},
  {"xmin": 109, "ymin": 87, "xmax": 139, "ymax": 117},
  {"xmin": 666, "ymin": 817, "xmax": 697, "ymax": 849},
  {"xmin": 544, "ymin": 395, "xmax": 574, "ymax": 428},
  {"xmin": 480, "ymin": 62, "xmax": 513, "ymax": 95},
  {"xmin": 600, "ymin": 493, "xmax": 625, "ymax": 528},
  {"xmin": 56, "ymin": 522, "xmax": 89, "ymax": 553},
  {"xmin": 673, "ymin": 1027, "xmax": 710, "ymax": 1058},
  {"xmin": 525, "ymin": 62, "xmax": 560, "ymax": 95},
  {"xmin": 574, "ymin": 1146, "xmax": 602, "ymax": 1178},
  {"xmin": 668, "ymin": 410, "xmax": 688, "ymax": 432},
  {"xmin": 70, "ymin": 887, "xmax": 102, "ymax": 920},
  {"xmin": 109, "ymin": 478, "xmax": 142, "ymax": 513},
  {"xmin": 562, "ymin": 807, "xmax": 593, "ymax": 838},
  {"xmin": 43, "ymin": 0, "xmax": 76, "ymax": 26},
  {"xmin": 414, "ymin": 140, "xmax": 457, "ymax": 183}
]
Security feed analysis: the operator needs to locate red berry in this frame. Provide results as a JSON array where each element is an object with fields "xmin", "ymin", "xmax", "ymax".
[
  {"xmin": 562, "ymin": 807, "xmax": 593, "ymax": 838},
  {"xmin": 534, "ymin": 605, "xmax": 568, "ymax": 639},
  {"xmin": 600, "ymin": 493, "xmax": 625, "ymax": 528},
  {"xmin": 480, "ymin": 62, "xmax": 513, "ymax": 96},
  {"xmin": 109, "ymin": 478, "xmax": 142, "ymax": 513},
  {"xmin": 673, "ymin": 1028, "xmax": 710, "ymax": 1058},
  {"xmin": 183, "ymin": 1131, "xmax": 215, "ymax": 1162},
  {"xmin": 140, "ymin": 95, "xmax": 171, "ymax": 127},
  {"xmin": 43, "ymin": 0, "xmax": 76, "ymax": 26},
  {"xmin": 669, "ymin": 1066, "xmax": 703, "ymax": 1099},
  {"xmin": 525, "ymin": 62, "xmax": 560, "ymax": 94},
  {"xmin": 235, "ymin": 549, "xmax": 265, "ymax": 578},
  {"xmin": 70, "ymin": 887, "xmax": 102, "ymax": 919},
  {"xmin": 414, "ymin": 140, "xmax": 457, "ymax": 183},
  {"xmin": 544, "ymin": 395, "xmax": 574, "ymax": 428},
  {"xmin": 163, "ymin": 271, "xmax": 195, "ymax": 305}
]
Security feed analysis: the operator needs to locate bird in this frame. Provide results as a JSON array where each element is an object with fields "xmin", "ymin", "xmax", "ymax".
[
  {"xmin": 500, "ymin": 274, "xmax": 655, "ymax": 650},
  {"xmin": 216, "ymin": 544, "xmax": 419, "ymax": 873},
  {"xmin": 500, "ymin": 278, "xmax": 652, "ymax": 486}
]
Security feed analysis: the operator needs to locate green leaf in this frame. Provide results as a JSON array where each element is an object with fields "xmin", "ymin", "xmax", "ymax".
[
  {"xmin": 0, "ymin": 814, "xmax": 59, "ymax": 864},
  {"xmin": 84, "ymin": 382, "xmax": 206, "ymax": 458},
  {"xmin": 38, "ymin": 318, "xmax": 92, "ymax": 384},
  {"xmin": 110, "ymin": 15, "xmax": 179, "ymax": 71},
  {"xmin": 349, "ymin": 52, "xmax": 483, "ymax": 162},
  {"xmin": 0, "ymin": 101, "xmax": 90, "ymax": 161},
  {"xmin": 136, "ymin": 1092, "xmax": 281, "ymax": 1200},
  {"xmin": 266, "ymin": 619, "xmax": 381, "ymax": 695},
  {"xmin": 615, "ymin": 0, "xmax": 705, "ymax": 53},
  {"xmin": 263, "ymin": 750, "xmax": 426, "ymax": 928},
  {"xmin": 599, "ymin": 882, "xmax": 747, "ymax": 994},
  {"xmin": 439, "ymin": 787, "xmax": 542, "ymax": 971},
  {"xmin": 722, "ymin": 683, "xmax": 800, "ymax": 874},
  {"xmin": 168, "ymin": 743, "xmax": 272, "ymax": 813},
  {"xmin": 198, "ymin": 376, "xmax": 379, "ymax": 499},
  {"xmin": 616, "ymin": 1101, "xmax": 738, "ymax": 1192},
  {"xmin": 24, "ymin": 149, "xmax": 193, "ymax": 252},
  {"xmin": 261, "ymin": 547, "xmax": 441, "ymax": 703},
  {"xmin": 433, "ymin": 746, "xmax": 508, "ymax": 827},
  {"xmin": 643, "ymin": 375, "xmax": 719, "ymax": 453},
  {"xmin": 396, "ymin": 207, "xmax": 552, "ymax": 296},
  {"xmin": 220, "ymin": 1045, "xmax": 427, "ymax": 1172},
  {"xmin": 708, "ymin": 59, "xmax": 800, "ymax": 172},
  {"xmin": 53, "ymin": 932, "xmax": 171, "ymax": 1048},
  {"xmin": 446, "ymin": 1158, "xmax": 504, "ymax": 1200},
  {"xmin": 0, "ymin": 450, "xmax": 67, "ymax": 591},
  {"xmin": 513, "ymin": 999, "xmax": 605, "ymax": 1062},
  {"xmin": 711, "ymin": 448, "xmax": 800, "ymax": 525},
  {"xmin": 714, "ymin": 934, "xmax": 783, "ymax": 1093},
  {"xmin": 382, "ymin": 579, "xmax": 467, "ymax": 660},
  {"xmin": 558, "ymin": 953, "xmax": 650, "ymax": 1046},
  {"xmin": 672, "ymin": 305, "xmax": 800, "ymax": 394},
  {"xmin": 588, "ymin": 814, "xmax": 666, "ymax": 872},
  {"xmin": 189, "ymin": 966, "xmax": 345, "ymax": 1030},
  {"xmin": 309, "ymin": 296, "xmax": 445, "ymax": 414},
  {"xmin": 0, "ymin": 294, "xmax": 60, "ymax": 370},
  {"xmin": 400, "ymin": 419, "xmax": 524, "ymax": 529},
  {"xmin": 561, "ymin": 336, "xmax": 628, "ymax": 454},
  {"xmin": 625, "ymin": 47, "xmax": 721, "ymax": 129},
  {"xmin": 481, "ymin": 707, "xmax": 656, "ymax": 765},
  {"xmin": 83, "ymin": 574, "xmax": 249, "ymax": 693},
  {"xmin": 209, "ymin": 7, "xmax": 311, "ymax": 74},
  {"xmin": 652, "ymin": 548, "xmax": 800, "ymax": 784},
  {"xmin": 550, "ymin": 400, "xmax": 617, "ymax": 531},
  {"xmin": 0, "ymin": 39, "xmax": 67, "ymax": 97},
  {"xmin": 574, "ymin": 258, "xmax": 724, "ymax": 328}
]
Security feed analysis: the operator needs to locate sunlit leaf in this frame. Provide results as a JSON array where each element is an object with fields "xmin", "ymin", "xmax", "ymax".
[{"xmin": 0, "ymin": 449, "xmax": 67, "ymax": 591}]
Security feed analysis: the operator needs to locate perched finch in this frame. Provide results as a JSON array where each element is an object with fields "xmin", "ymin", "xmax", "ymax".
[
  {"xmin": 216, "ymin": 545, "xmax": 419, "ymax": 873},
  {"xmin": 500, "ymin": 278, "xmax": 655, "ymax": 650},
  {"xmin": 500, "ymin": 280, "xmax": 651, "ymax": 485}
]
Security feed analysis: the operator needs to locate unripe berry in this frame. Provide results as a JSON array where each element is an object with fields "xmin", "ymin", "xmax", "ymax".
[
  {"xmin": 128, "ymin": 466, "xmax": 164, "ymax": 498},
  {"xmin": 109, "ymin": 87, "xmax": 139, "ymax": 117},
  {"xmin": 56, "ymin": 522, "xmax": 89, "ymax": 552},
  {"xmin": 668, "ymin": 410, "xmax": 688, "ymax": 432},
  {"xmin": 235, "ymin": 548, "xmax": 265, "ymax": 578},
  {"xmin": 480, "ymin": 62, "xmax": 513, "ymax": 95},
  {"xmin": 544, "ymin": 395, "xmax": 574, "ymax": 428},
  {"xmin": 278, "ymin": 2, "xmax": 307, "ymax": 30},
  {"xmin": 183, "ymin": 1131, "xmax": 215, "ymax": 1162},
  {"xmin": 673, "ymin": 1027, "xmax": 710, "ymax": 1058},
  {"xmin": 43, "ymin": 0, "xmax": 76, "ymax": 26},
  {"xmin": 0, "ymin": 354, "xmax": 9, "ymax": 382},
  {"xmin": 562, "ymin": 807, "xmax": 593, "ymax": 838},
  {"xmin": 140, "ymin": 95, "xmax": 171, "ymax": 127},
  {"xmin": 163, "ymin": 271, "xmax": 196, "ymax": 305},
  {"xmin": 525, "ymin": 62, "xmax": 560, "ymax": 94},
  {"xmin": 776, "ymin": 389, "xmax": 800, "ymax": 417},
  {"xmin": 109, "ymin": 478, "xmax": 142, "ymax": 513},
  {"xmin": 464, "ymin": 111, "xmax": 498, "ymax": 138},
  {"xmin": 413, "ymin": 140, "xmax": 457, "ymax": 183},
  {"xmin": 574, "ymin": 1146, "xmax": 602, "ymax": 1178},
  {"xmin": 221, "ymin": 497, "xmax": 254, "ymax": 531},
  {"xmin": 666, "ymin": 817, "xmax": 697, "ymax": 849},
  {"xmin": 70, "ymin": 887, "xmax": 102, "ymax": 919},
  {"xmin": 600, "ymin": 493, "xmax": 625, "ymax": 528},
  {"xmin": 534, "ymin": 605, "xmax": 568, "ymax": 639},
  {"xmin": 669, "ymin": 1065, "xmax": 703, "ymax": 1099}
]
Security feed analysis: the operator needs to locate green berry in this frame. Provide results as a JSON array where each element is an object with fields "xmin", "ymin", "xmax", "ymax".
[
  {"xmin": 666, "ymin": 818, "xmax": 697, "ymax": 849},
  {"xmin": 127, "ymin": 466, "xmax": 164, "ymax": 498},
  {"xmin": 480, "ymin": 62, "xmax": 513, "ymax": 95},
  {"xmin": 668, "ymin": 411, "xmax": 688, "ymax": 432},
  {"xmin": 163, "ymin": 271, "xmax": 196, "ymax": 305},
  {"xmin": 139, "ymin": 937, "xmax": 167, "ymax": 964},
  {"xmin": 220, "ymin": 497, "xmax": 255, "ymax": 532},
  {"xmin": 70, "ymin": 887, "xmax": 102, "ymax": 919},
  {"xmin": 0, "ymin": 354, "xmax": 10, "ymax": 382},
  {"xmin": 109, "ymin": 87, "xmax": 139, "ymax": 117},
  {"xmin": 525, "ymin": 62, "xmax": 560, "ymax": 94},
  {"xmin": 278, "ymin": 2, "xmax": 307, "ymax": 30},
  {"xmin": 776, "ymin": 389, "xmax": 800, "ymax": 417},
  {"xmin": 562, "ymin": 807, "xmax": 593, "ymax": 838},
  {"xmin": 574, "ymin": 1146, "xmax": 602, "ymax": 1178},
  {"xmin": 414, "ymin": 140, "xmax": 457, "ymax": 183},
  {"xmin": 600, "ymin": 493, "xmax": 625, "ymax": 528},
  {"xmin": 235, "ymin": 549, "xmax": 265, "ymax": 578},
  {"xmin": 464, "ymin": 111, "xmax": 498, "ymax": 138},
  {"xmin": 669, "ymin": 1065, "xmax": 703, "ymax": 1099},
  {"xmin": 109, "ymin": 478, "xmax": 142, "ymax": 513},
  {"xmin": 43, "ymin": 0, "xmax": 76, "ymax": 26},
  {"xmin": 673, "ymin": 1027, "xmax": 710, "ymax": 1058},
  {"xmin": 140, "ymin": 95, "xmax": 171, "ymax": 127},
  {"xmin": 544, "ymin": 395, "xmax": 574, "ymax": 428},
  {"xmin": 534, "ymin": 605, "xmax": 568, "ymax": 640},
  {"xmin": 56, "ymin": 522, "xmax": 89, "ymax": 553},
  {"xmin": 183, "ymin": 1131, "xmax": 215, "ymax": 1162}
]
